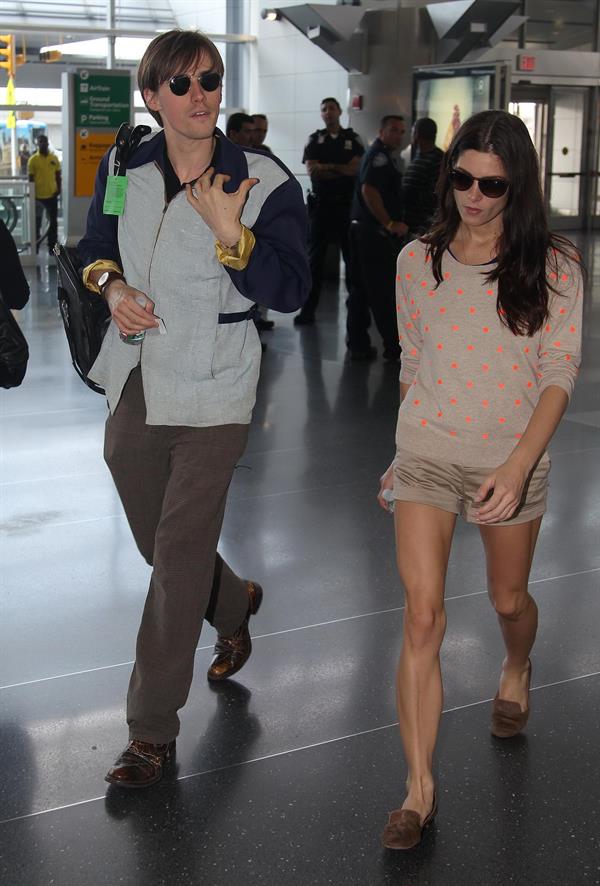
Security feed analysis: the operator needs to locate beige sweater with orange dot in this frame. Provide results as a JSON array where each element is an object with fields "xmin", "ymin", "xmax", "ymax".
[{"xmin": 395, "ymin": 239, "xmax": 583, "ymax": 467}]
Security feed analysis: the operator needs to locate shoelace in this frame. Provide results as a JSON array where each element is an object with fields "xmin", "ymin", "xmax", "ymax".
[
  {"xmin": 214, "ymin": 627, "xmax": 246, "ymax": 653},
  {"xmin": 124, "ymin": 741, "xmax": 170, "ymax": 767}
]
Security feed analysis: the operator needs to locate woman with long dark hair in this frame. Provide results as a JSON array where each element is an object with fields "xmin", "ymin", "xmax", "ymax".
[{"xmin": 377, "ymin": 110, "xmax": 583, "ymax": 850}]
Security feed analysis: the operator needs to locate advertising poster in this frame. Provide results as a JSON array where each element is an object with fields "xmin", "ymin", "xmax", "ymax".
[{"xmin": 414, "ymin": 72, "xmax": 492, "ymax": 150}]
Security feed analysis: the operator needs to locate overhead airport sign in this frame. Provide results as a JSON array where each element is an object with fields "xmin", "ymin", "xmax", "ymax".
[
  {"xmin": 75, "ymin": 71, "xmax": 130, "ymax": 129},
  {"xmin": 75, "ymin": 130, "xmax": 116, "ymax": 198}
]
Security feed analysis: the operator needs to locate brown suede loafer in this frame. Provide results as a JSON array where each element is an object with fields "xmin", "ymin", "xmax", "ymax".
[
  {"xmin": 382, "ymin": 794, "xmax": 438, "ymax": 851},
  {"xmin": 105, "ymin": 739, "xmax": 176, "ymax": 789},
  {"xmin": 207, "ymin": 581, "xmax": 263, "ymax": 682},
  {"xmin": 491, "ymin": 659, "xmax": 532, "ymax": 738}
]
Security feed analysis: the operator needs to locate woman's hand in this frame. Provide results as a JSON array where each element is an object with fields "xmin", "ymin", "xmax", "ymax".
[
  {"xmin": 105, "ymin": 279, "xmax": 158, "ymax": 337},
  {"xmin": 186, "ymin": 167, "xmax": 258, "ymax": 247},
  {"xmin": 473, "ymin": 457, "xmax": 530, "ymax": 524},
  {"xmin": 377, "ymin": 462, "xmax": 395, "ymax": 512}
]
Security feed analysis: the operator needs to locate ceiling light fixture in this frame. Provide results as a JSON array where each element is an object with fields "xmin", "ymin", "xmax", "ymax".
[
  {"xmin": 261, "ymin": 9, "xmax": 281, "ymax": 21},
  {"xmin": 39, "ymin": 36, "xmax": 153, "ymax": 61}
]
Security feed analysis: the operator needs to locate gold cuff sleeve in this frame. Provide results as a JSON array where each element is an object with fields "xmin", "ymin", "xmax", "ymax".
[
  {"xmin": 215, "ymin": 225, "xmax": 256, "ymax": 271},
  {"xmin": 82, "ymin": 259, "xmax": 123, "ymax": 294}
]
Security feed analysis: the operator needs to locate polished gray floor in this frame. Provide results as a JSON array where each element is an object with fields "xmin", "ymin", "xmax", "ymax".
[{"xmin": 1, "ymin": 239, "xmax": 599, "ymax": 885}]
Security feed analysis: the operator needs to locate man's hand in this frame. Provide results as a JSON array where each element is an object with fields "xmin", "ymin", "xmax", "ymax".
[
  {"xmin": 473, "ymin": 457, "xmax": 530, "ymax": 523},
  {"xmin": 105, "ymin": 279, "xmax": 158, "ymax": 337},
  {"xmin": 389, "ymin": 221, "xmax": 408, "ymax": 238},
  {"xmin": 186, "ymin": 167, "xmax": 258, "ymax": 247},
  {"xmin": 308, "ymin": 162, "xmax": 340, "ymax": 180}
]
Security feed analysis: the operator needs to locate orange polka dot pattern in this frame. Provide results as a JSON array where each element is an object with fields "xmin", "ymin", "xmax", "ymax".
[{"xmin": 394, "ymin": 239, "xmax": 583, "ymax": 468}]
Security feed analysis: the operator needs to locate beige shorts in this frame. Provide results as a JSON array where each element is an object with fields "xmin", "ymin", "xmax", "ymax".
[{"xmin": 392, "ymin": 448, "xmax": 550, "ymax": 525}]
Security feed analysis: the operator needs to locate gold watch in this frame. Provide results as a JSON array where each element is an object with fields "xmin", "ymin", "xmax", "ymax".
[{"xmin": 97, "ymin": 270, "xmax": 124, "ymax": 297}]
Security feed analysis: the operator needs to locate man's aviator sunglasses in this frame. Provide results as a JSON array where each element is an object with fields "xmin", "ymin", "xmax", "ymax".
[
  {"xmin": 168, "ymin": 72, "xmax": 222, "ymax": 96},
  {"xmin": 449, "ymin": 169, "xmax": 509, "ymax": 199}
]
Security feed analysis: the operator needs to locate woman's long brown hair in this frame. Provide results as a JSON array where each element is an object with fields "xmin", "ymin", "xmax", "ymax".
[{"xmin": 423, "ymin": 110, "xmax": 580, "ymax": 336}]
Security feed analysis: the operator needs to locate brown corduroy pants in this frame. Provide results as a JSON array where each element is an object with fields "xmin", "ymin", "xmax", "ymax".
[{"xmin": 104, "ymin": 367, "xmax": 250, "ymax": 743}]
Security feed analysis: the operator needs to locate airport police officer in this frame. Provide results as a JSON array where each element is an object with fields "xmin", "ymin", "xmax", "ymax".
[
  {"xmin": 348, "ymin": 114, "xmax": 408, "ymax": 360},
  {"xmin": 295, "ymin": 97, "xmax": 364, "ymax": 326}
]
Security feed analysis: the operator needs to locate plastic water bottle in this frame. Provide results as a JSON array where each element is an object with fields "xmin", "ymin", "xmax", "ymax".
[
  {"xmin": 119, "ymin": 295, "xmax": 148, "ymax": 344},
  {"xmin": 382, "ymin": 488, "xmax": 395, "ymax": 513}
]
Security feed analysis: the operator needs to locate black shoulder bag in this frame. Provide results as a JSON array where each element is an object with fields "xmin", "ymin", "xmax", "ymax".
[
  {"xmin": 0, "ymin": 293, "xmax": 29, "ymax": 389},
  {"xmin": 54, "ymin": 244, "xmax": 111, "ymax": 394},
  {"xmin": 54, "ymin": 122, "xmax": 151, "ymax": 395}
]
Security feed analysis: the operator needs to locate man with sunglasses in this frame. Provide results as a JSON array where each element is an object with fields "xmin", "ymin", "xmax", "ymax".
[{"xmin": 78, "ymin": 29, "xmax": 310, "ymax": 790}]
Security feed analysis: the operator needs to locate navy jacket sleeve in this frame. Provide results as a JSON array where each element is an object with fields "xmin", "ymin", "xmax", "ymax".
[
  {"xmin": 225, "ymin": 176, "xmax": 311, "ymax": 313},
  {"xmin": 77, "ymin": 151, "xmax": 121, "ymax": 268},
  {"xmin": 362, "ymin": 151, "xmax": 390, "ymax": 191},
  {"xmin": 0, "ymin": 218, "xmax": 29, "ymax": 310}
]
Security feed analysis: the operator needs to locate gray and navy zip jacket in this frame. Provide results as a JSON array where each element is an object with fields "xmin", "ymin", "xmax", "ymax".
[{"xmin": 78, "ymin": 128, "xmax": 310, "ymax": 427}]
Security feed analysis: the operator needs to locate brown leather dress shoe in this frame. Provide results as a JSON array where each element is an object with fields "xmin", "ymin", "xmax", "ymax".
[
  {"xmin": 207, "ymin": 581, "xmax": 263, "ymax": 682},
  {"xmin": 105, "ymin": 739, "xmax": 176, "ymax": 789},
  {"xmin": 491, "ymin": 659, "xmax": 532, "ymax": 738},
  {"xmin": 382, "ymin": 793, "xmax": 438, "ymax": 850}
]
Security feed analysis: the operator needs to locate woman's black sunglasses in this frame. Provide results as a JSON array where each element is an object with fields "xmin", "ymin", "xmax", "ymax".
[
  {"xmin": 168, "ymin": 72, "xmax": 222, "ymax": 96},
  {"xmin": 449, "ymin": 169, "xmax": 509, "ymax": 199}
]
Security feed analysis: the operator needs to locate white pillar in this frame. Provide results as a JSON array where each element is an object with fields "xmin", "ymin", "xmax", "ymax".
[{"xmin": 107, "ymin": 0, "xmax": 115, "ymax": 68}]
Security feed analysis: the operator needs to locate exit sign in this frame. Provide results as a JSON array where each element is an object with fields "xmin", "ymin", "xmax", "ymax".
[{"xmin": 517, "ymin": 55, "xmax": 536, "ymax": 72}]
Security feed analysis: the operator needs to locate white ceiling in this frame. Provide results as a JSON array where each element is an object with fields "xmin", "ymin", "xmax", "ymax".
[{"xmin": 0, "ymin": 0, "xmax": 597, "ymax": 61}]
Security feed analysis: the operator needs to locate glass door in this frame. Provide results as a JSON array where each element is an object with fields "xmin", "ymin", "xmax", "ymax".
[
  {"xmin": 593, "ymin": 87, "xmax": 600, "ymax": 227},
  {"xmin": 509, "ymin": 92, "xmax": 549, "ymax": 188},
  {"xmin": 546, "ymin": 88, "xmax": 587, "ymax": 229},
  {"xmin": 511, "ymin": 86, "xmax": 591, "ymax": 229}
]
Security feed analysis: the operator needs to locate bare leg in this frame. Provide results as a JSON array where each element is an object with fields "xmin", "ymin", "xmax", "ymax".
[
  {"xmin": 394, "ymin": 502, "xmax": 457, "ymax": 821},
  {"xmin": 479, "ymin": 516, "xmax": 543, "ymax": 709}
]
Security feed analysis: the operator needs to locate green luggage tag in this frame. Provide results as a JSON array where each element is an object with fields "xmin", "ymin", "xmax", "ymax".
[{"xmin": 103, "ymin": 175, "xmax": 128, "ymax": 216}]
